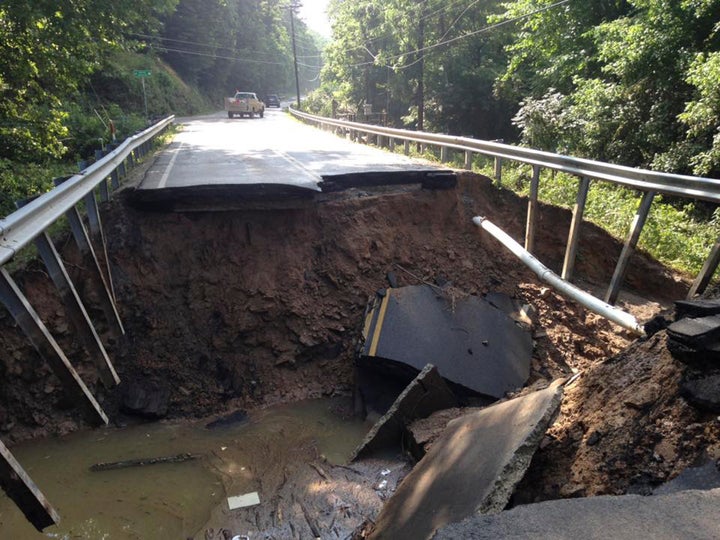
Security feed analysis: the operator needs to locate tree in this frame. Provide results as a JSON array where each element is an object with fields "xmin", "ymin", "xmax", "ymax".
[{"xmin": 0, "ymin": 0, "xmax": 177, "ymax": 161}]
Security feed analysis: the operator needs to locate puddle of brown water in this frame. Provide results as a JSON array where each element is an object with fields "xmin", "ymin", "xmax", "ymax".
[{"xmin": 0, "ymin": 398, "xmax": 369, "ymax": 539}]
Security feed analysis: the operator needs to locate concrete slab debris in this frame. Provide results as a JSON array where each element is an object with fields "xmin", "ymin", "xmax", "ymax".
[
  {"xmin": 228, "ymin": 491, "xmax": 260, "ymax": 510},
  {"xmin": 350, "ymin": 364, "xmax": 457, "ymax": 461},
  {"xmin": 367, "ymin": 383, "xmax": 563, "ymax": 540},
  {"xmin": 361, "ymin": 285, "xmax": 532, "ymax": 399},
  {"xmin": 433, "ymin": 488, "xmax": 720, "ymax": 539}
]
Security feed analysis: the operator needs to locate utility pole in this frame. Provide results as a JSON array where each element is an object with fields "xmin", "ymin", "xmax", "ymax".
[
  {"xmin": 289, "ymin": 1, "xmax": 302, "ymax": 108},
  {"xmin": 417, "ymin": 10, "xmax": 425, "ymax": 133}
]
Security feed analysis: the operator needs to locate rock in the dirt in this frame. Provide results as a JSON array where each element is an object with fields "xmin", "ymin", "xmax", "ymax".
[
  {"xmin": 350, "ymin": 364, "xmax": 457, "ymax": 462},
  {"xmin": 679, "ymin": 373, "xmax": 720, "ymax": 412},
  {"xmin": 120, "ymin": 379, "xmax": 170, "ymax": 419},
  {"xmin": 367, "ymin": 383, "xmax": 563, "ymax": 540}
]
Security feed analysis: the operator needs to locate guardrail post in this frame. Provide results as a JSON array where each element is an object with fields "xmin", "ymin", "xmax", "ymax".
[
  {"xmin": 525, "ymin": 165, "xmax": 541, "ymax": 253},
  {"xmin": 404, "ymin": 140, "xmax": 410, "ymax": 156},
  {"xmin": 440, "ymin": 146, "xmax": 449, "ymax": 163},
  {"xmin": 688, "ymin": 238, "xmax": 720, "ymax": 298},
  {"xmin": 33, "ymin": 233, "xmax": 120, "ymax": 387},
  {"xmin": 110, "ymin": 168, "xmax": 120, "ymax": 191},
  {"xmin": 66, "ymin": 207, "xmax": 125, "ymax": 336},
  {"xmin": 605, "ymin": 191, "xmax": 656, "ymax": 305},
  {"xmin": 388, "ymin": 137, "xmax": 395, "ymax": 151},
  {"xmin": 0, "ymin": 268, "xmax": 109, "ymax": 425},
  {"xmin": 0, "ymin": 438, "xmax": 60, "ymax": 531},
  {"xmin": 562, "ymin": 176, "xmax": 591, "ymax": 280},
  {"xmin": 464, "ymin": 150, "xmax": 473, "ymax": 170},
  {"xmin": 83, "ymin": 191, "xmax": 118, "ymax": 304},
  {"xmin": 494, "ymin": 157, "xmax": 503, "ymax": 186},
  {"xmin": 378, "ymin": 135, "xmax": 386, "ymax": 148}
]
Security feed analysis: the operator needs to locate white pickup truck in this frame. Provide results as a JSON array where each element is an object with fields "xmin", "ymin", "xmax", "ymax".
[{"xmin": 225, "ymin": 92, "xmax": 265, "ymax": 118}]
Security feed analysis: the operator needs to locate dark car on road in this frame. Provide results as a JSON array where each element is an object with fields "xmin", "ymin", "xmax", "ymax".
[{"xmin": 266, "ymin": 94, "xmax": 281, "ymax": 107}]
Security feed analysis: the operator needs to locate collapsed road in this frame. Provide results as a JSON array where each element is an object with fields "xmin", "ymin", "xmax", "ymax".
[{"xmin": 1, "ymin": 147, "xmax": 719, "ymax": 537}]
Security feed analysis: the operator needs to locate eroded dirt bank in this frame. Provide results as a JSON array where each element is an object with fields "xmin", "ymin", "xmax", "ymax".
[{"xmin": 1, "ymin": 171, "xmax": 708, "ymax": 510}]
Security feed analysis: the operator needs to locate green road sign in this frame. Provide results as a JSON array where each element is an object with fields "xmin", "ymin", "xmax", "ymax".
[{"xmin": 133, "ymin": 70, "xmax": 151, "ymax": 77}]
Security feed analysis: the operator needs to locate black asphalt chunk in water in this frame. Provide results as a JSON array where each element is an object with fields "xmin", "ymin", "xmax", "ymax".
[
  {"xmin": 361, "ymin": 285, "xmax": 532, "ymax": 399},
  {"xmin": 350, "ymin": 364, "xmax": 457, "ymax": 462}
]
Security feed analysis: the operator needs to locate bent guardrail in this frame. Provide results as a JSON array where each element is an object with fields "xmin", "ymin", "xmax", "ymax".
[
  {"xmin": 290, "ymin": 107, "xmax": 720, "ymax": 306},
  {"xmin": 0, "ymin": 115, "xmax": 173, "ymax": 530}
]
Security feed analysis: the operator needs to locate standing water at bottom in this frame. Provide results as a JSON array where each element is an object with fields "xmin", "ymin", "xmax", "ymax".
[{"xmin": 0, "ymin": 398, "xmax": 370, "ymax": 538}]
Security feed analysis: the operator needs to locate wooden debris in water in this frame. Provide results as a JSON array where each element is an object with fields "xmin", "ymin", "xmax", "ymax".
[{"xmin": 89, "ymin": 452, "xmax": 200, "ymax": 472}]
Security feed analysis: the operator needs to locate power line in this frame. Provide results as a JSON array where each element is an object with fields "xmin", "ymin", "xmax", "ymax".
[
  {"xmin": 154, "ymin": 46, "xmax": 285, "ymax": 65},
  {"xmin": 340, "ymin": 0, "xmax": 572, "ymax": 70}
]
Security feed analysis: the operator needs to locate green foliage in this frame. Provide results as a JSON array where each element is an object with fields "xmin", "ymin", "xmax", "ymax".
[
  {"xmin": 500, "ymin": 0, "xmax": 720, "ymax": 175},
  {"xmin": 0, "ymin": 1, "xmax": 178, "ymax": 162},
  {"xmin": 158, "ymin": 0, "xmax": 321, "ymax": 100},
  {"xmin": 323, "ymin": 0, "xmax": 515, "ymax": 138},
  {"xmin": 0, "ymin": 159, "xmax": 74, "ymax": 218}
]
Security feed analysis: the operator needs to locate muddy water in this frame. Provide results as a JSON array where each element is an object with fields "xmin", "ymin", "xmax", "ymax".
[{"xmin": 0, "ymin": 398, "xmax": 370, "ymax": 539}]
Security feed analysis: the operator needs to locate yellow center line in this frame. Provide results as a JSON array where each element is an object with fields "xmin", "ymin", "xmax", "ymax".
[{"xmin": 369, "ymin": 290, "xmax": 391, "ymax": 357}]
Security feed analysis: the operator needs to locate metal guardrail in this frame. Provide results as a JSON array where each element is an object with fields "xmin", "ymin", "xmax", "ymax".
[
  {"xmin": 290, "ymin": 107, "xmax": 720, "ymax": 307},
  {"xmin": 0, "ymin": 116, "xmax": 174, "ymax": 265},
  {"xmin": 0, "ymin": 115, "xmax": 173, "ymax": 531},
  {"xmin": 290, "ymin": 108, "xmax": 720, "ymax": 203}
]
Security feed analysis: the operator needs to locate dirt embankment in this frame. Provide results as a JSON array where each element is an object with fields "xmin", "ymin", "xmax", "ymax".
[{"xmin": 2, "ymin": 171, "xmax": 710, "ymax": 499}]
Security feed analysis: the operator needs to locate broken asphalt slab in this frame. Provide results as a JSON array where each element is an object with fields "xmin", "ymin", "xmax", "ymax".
[
  {"xmin": 361, "ymin": 285, "xmax": 532, "ymax": 399},
  {"xmin": 433, "ymin": 488, "xmax": 720, "ymax": 539},
  {"xmin": 675, "ymin": 298, "xmax": 720, "ymax": 319},
  {"xmin": 367, "ymin": 383, "xmax": 563, "ymax": 540},
  {"xmin": 350, "ymin": 364, "xmax": 457, "ymax": 461},
  {"xmin": 667, "ymin": 315, "xmax": 720, "ymax": 348}
]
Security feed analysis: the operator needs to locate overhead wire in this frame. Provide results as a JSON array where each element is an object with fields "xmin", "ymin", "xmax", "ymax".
[
  {"xmin": 339, "ymin": 0, "xmax": 572, "ymax": 70},
  {"xmin": 154, "ymin": 46, "xmax": 285, "ymax": 65}
]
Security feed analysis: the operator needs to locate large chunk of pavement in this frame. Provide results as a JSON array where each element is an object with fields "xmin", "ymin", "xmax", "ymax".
[
  {"xmin": 361, "ymin": 285, "xmax": 532, "ymax": 399},
  {"xmin": 667, "ymin": 315, "xmax": 720, "ymax": 348},
  {"xmin": 675, "ymin": 298, "xmax": 720, "ymax": 319},
  {"xmin": 433, "ymin": 488, "xmax": 720, "ymax": 539},
  {"xmin": 350, "ymin": 364, "xmax": 457, "ymax": 461},
  {"xmin": 367, "ymin": 382, "xmax": 563, "ymax": 540}
]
